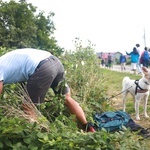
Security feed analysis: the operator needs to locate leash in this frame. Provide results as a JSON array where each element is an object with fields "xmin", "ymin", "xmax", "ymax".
[
  {"xmin": 106, "ymin": 84, "xmax": 134, "ymax": 100},
  {"xmin": 107, "ymin": 79, "xmax": 149, "ymax": 100}
]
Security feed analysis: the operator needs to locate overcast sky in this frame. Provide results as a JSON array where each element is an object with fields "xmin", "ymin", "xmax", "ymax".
[{"xmin": 27, "ymin": 0, "xmax": 150, "ymax": 53}]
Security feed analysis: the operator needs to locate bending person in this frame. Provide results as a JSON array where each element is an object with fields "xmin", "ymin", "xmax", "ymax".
[{"xmin": 0, "ymin": 48, "xmax": 95, "ymax": 132}]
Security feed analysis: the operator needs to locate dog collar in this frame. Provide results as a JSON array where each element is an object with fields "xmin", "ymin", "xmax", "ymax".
[
  {"xmin": 134, "ymin": 80, "xmax": 149, "ymax": 94},
  {"xmin": 136, "ymin": 89, "xmax": 148, "ymax": 93}
]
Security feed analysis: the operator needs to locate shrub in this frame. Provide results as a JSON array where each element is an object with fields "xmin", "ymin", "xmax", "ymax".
[{"xmin": 0, "ymin": 41, "xmax": 148, "ymax": 149}]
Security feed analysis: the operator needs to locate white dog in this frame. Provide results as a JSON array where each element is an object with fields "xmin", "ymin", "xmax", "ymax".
[{"xmin": 122, "ymin": 66, "xmax": 150, "ymax": 120}]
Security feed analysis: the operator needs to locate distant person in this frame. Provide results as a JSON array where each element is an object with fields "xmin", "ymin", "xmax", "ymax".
[
  {"xmin": 101, "ymin": 58, "xmax": 105, "ymax": 67},
  {"xmin": 119, "ymin": 53, "xmax": 126, "ymax": 71},
  {"xmin": 135, "ymin": 44, "xmax": 142, "ymax": 74},
  {"xmin": 107, "ymin": 53, "xmax": 112, "ymax": 68},
  {"xmin": 126, "ymin": 47, "xmax": 140, "ymax": 74},
  {"xmin": 140, "ymin": 47, "xmax": 149, "ymax": 68},
  {"xmin": 105, "ymin": 58, "xmax": 108, "ymax": 68}
]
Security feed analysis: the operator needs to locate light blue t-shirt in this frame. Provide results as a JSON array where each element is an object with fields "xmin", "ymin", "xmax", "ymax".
[{"xmin": 0, "ymin": 48, "xmax": 51, "ymax": 84}]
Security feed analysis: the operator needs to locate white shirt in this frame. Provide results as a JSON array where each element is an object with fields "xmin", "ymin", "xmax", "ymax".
[{"xmin": 0, "ymin": 48, "xmax": 51, "ymax": 84}]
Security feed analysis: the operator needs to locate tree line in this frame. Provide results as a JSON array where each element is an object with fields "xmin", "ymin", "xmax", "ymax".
[{"xmin": 0, "ymin": 0, "xmax": 64, "ymax": 56}]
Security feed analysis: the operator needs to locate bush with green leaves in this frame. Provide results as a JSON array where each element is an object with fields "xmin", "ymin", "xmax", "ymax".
[{"xmin": 0, "ymin": 41, "xmax": 149, "ymax": 149}]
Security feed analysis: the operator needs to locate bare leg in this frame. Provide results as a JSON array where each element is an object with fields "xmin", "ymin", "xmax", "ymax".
[{"xmin": 120, "ymin": 63, "xmax": 123, "ymax": 71}]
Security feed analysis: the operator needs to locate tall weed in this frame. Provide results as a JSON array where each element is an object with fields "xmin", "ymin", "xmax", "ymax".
[{"xmin": 0, "ymin": 43, "xmax": 149, "ymax": 149}]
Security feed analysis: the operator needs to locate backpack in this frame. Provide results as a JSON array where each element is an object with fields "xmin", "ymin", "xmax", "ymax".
[
  {"xmin": 93, "ymin": 111, "xmax": 130, "ymax": 132},
  {"xmin": 93, "ymin": 110, "xmax": 150, "ymax": 138},
  {"xmin": 142, "ymin": 51, "xmax": 149, "ymax": 61}
]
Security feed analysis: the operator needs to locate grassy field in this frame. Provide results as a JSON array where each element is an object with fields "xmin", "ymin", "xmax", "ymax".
[{"xmin": 100, "ymin": 67, "xmax": 150, "ymax": 129}]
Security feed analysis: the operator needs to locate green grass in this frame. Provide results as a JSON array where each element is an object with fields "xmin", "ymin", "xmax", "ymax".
[
  {"xmin": 100, "ymin": 67, "xmax": 150, "ymax": 127},
  {"xmin": 99, "ymin": 67, "xmax": 150, "ymax": 147}
]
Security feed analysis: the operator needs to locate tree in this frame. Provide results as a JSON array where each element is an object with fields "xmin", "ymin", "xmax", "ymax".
[
  {"xmin": 0, "ymin": 0, "xmax": 63, "ymax": 55},
  {"xmin": 34, "ymin": 11, "xmax": 63, "ymax": 55}
]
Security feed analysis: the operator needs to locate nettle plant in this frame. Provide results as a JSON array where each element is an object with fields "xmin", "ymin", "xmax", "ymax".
[
  {"xmin": 0, "ymin": 41, "xmax": 148, "ymax": 149},
  {"xmin": 60, "ymin": 39, "xmax": 110, "ymax": 115}
]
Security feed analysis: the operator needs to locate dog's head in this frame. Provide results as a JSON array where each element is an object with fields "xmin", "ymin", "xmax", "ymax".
[{"xmin": 142, "ymin": 66, "xmax": 150, "ymax": 84}]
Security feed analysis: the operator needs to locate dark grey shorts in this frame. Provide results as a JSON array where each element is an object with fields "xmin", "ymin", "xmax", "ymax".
[{"xmin": 27, "ymin": 55, "xmax": 69, "ymax": 104}]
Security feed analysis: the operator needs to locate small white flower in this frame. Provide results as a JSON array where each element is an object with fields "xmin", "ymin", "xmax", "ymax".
[
  {"xmin": 76, "ymin": 64, "xmax": 78, "ymax": 68},
  {"xmin": 81, "ymin": 61, "xmax": 85, "ymax": 65}
]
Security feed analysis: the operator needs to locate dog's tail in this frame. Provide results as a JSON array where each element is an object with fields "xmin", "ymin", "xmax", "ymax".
[{"xmin": 122, "ymin": 76, "xmax": 130, "ymax": 86}]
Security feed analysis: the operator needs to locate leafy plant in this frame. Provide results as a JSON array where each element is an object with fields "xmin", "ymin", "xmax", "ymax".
[{"xmin": 0, "ymin": 41, "xmax": 149, "ymax": 149}]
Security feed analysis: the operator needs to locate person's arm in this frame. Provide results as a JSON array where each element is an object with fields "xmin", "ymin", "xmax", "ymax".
[
  {"xmin": 126, "ymin": 51, "xmax": 130, "ymax": 55},
  {"xmin": 64, "ymin": 93, "xmax": 95, "ymax": 132},
  {"xmin": 64, "ymin": 91, "xmax": 87, "ymax": 125},
  {"xmin": 0, "ymin": 81, "xmax": 3, "ymax": 94}
]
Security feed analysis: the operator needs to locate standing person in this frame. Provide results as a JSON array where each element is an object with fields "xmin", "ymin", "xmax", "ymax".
[
  {"xmin": 0, "ymin": 48, "xmax": 95, "ymax": 132},
  {"xmin": 107, "ymin": 53, "xmax": 112, "ymax": 68},
  {"xmin": 126, "ymin": 47, "xmax": 140, "ymax": 74},
  {"xmin": 105, "ymin": 58, "xmax": 108, "ymax": 68},
  {"xmin": 135, "ymin": 44, "xmax": 142, "ymax": 74},
  {"xmin": 101, "ymin": 58, "xmax": 105, "ymax": 67},
  {"xmin": 140, "ymin": 47, "xmax": 149, "ymax": 68},
  {"xmin": 119, "ymin": 53, "xmax": 126, "ymax": 71}
]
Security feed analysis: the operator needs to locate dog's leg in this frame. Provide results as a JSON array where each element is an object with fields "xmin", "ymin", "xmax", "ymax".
[
  {"xmin": 143, "ymin": 95, "xmax": 149, "ymax": 118},
  {"xmin": 135, "ymin": 97, "xmax": 140, "ymax": 120},
  {"xmin": 122, "ymin": 92, "xmax": 127, "ymax": 112}
]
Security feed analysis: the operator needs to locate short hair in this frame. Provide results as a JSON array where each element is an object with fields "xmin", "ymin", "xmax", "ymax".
[
  {"xmin": 133, "ymin": 47, "xmax": 138, "ymax": 54},
  {"xmin": 136, "ymin": 44, "xmax": 140, "ymax": 47},
  {"xmin": 144, "ymin": 47, "xmax": 147, "ymax": 50}
]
